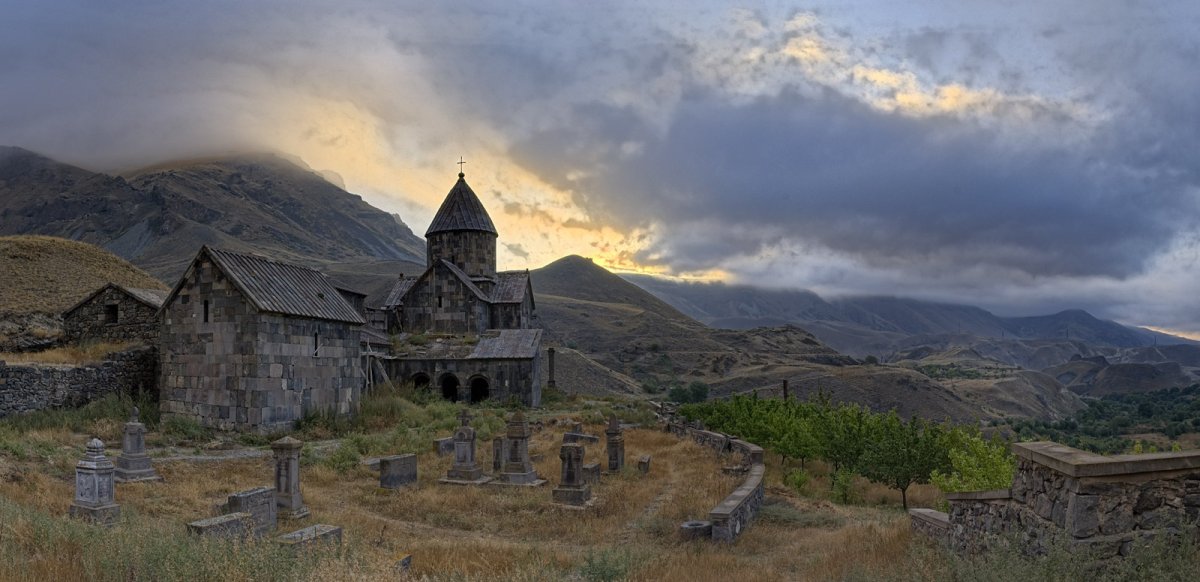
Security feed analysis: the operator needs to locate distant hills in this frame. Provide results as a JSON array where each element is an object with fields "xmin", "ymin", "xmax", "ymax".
[
  {"xmin": 0, "ymin": 146, "xmax": 425, "ymax": 283},
  {"xmin": 622, "ymin": 275, "xmax": 1190, "ymax": 356}
]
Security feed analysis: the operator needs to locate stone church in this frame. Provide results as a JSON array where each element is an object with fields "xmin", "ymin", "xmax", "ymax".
[{"xmin": 380, "ymin": 171, "xmax": 543, "ymax": 406}]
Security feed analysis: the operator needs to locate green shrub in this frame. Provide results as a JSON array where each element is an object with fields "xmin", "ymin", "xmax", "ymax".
[
  {"xmin": 578, "ymin": 549, "xmax": 633, "ymax": 582},
  {"xmin": 783, "ymin": 468, "xmax": 810, "ymax": 494}
]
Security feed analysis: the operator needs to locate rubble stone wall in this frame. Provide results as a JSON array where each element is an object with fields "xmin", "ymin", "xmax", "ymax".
[{"xmin": 0, "ymin": 346, "xmax": 157, "ymax": 417}]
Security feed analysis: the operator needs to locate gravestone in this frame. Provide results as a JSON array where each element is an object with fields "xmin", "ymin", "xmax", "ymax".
[
  {"xmin": 552, "ymin": 442, "xmax": 592, "ymax": 507},
  {"xmin": 272, "ymin": 436, "xmax": 309, "ymax": 520},
  {"xmin": 638, "ymin": 455, "xmax": 652, "ymax": 475},
  {"xmin": 380, "ymin": 454, "xmax": 418, "ymax": 489},
  {"xmin": 492, "ymin": 412, "xmax": 545, "ymax": 486},
  {"xmin": 492, "ymin": 437, "xmax": 504, "ymax": 473},
  {"xmin": 605, "ymin": 416, "xmax": 625, "ymax": 473},
  {"xmin": 68, "ymin": 438, "xmax": 120, "ymax": 526},
  {"xmin": 433, "ymin": 437, "xmax": 455, "ymax": 457},
  {"xmin": 583, "ymin": 463, "xmax": 601, "ymax": 485},
  {"xmin": 188, "ymin": 512, "xmax": 250, "ymax": 538},
  {"xmin": 440, "ymin": 409, "xmax": 492, "ymax": 485},
  {"xmin": 223, "ymin": 486, "xmax": 277, "ymax": 537},
  {"xmin": 563, "ymin": 429, "xmax": 599, "ymax": 445},
  {"xmin": 276, "ymin": 524, "xmax": 342, "ymax": 554},
  {"xmin": 114, "ymin": 407, "xmax": 161, "ymax": 483},
  {"xmin": 394, "ymin": 553, "xmax": 413, "ymax": 574}
]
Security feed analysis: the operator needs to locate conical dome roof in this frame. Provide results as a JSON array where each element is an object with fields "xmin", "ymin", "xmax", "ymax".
[{"xmin": 425, "ymin": 173, "xmax": 498, "ymax": 236}]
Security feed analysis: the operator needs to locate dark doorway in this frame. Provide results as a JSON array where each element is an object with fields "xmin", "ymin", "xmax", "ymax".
[
  {"xmin": 440, "ymin": 374, "xmax": 460, "ymax": 402},
  {"xmin": 412, "ymin": 373, "xmax": 431, "ymax": 390},
  {"xmin": 469, "ymin": 376, "xmax": 490, "ymax": 403}
]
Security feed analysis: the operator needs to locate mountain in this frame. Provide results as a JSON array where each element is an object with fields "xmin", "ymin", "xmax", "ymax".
[
  {"xmin": 530, "ymin": 256, "xmax": 1042, "ymax": 422},
  {"xmin": 621, "ymin": 275, "xmax": 1192, "ymax": 357},
  {"xmin": 0, "ymin": 146, "xmax": 426, "ymax": 281}
]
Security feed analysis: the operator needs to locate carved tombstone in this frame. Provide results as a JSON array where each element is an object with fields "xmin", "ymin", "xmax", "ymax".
[
  {"xmin": 380, "ymin": 454, "xmax": 418, "ymax": 489},
  {"xmin": 272, "ymin": 436, "xmax": 309, "ymax": 520},
  {"xmin": 440, "ymin": 409, "xmax": 491, "ymax": 484},
  {"xmin": 605, "ymin": 416, "xmax": 625, "ymax": 473},
  {"xmin": 493, "ymin": 412, "xmax": 545, "ymax": 486},
  {"xmin": 69, "ymin": 438, "xmax": 120, "ymax": 526},
  {"xmin": 492, "ymin": 437, "xmax": 504, "ymax": 473},
  {"xmin": 552, "ymin": 442, "xmax": 592, "ymax": 506},
  {"xmin": 114, "ymin": 407, "xmax": 161, "ymax": 483}
]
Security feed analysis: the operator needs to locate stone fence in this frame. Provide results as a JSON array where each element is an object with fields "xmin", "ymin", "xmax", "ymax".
[
  {"xmin": 0, "ymin": 346, "xmax": 157, "ymax": 417},
  {"xmin": 662, "ymin": 412, "xmax": 766, "ymax": 543},
  {"xmin": 910, "ymin": 441, "xmax": 1200, "ymax": 557}
]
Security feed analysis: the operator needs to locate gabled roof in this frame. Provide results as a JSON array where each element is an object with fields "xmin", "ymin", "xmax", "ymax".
[
  {"xmin": 438, "ymin": 260, "xmax": 490, "ymax": 302},
  {"xmin": 425, "ymin": 174, "xmax": 498, "ymax": 236},
  {"xmin": 491, "ymin": 271, "xmax": 533, "ymax": 306},
  {"xmin": 63, "ymin": 283, "xmax": 168, "ymax": 317},
  {"xmin": 469, "ymin": 329, "xmax": 543, "ymax": 359},
  {"xmin": 163, "ymin": 246, "xmax": 365, "ymax": 324},
  {"xmin": 382, "ymin": 276, "xmax": 420, "ymax": 309}
]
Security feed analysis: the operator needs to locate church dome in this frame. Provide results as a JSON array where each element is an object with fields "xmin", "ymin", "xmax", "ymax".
[{"xmin": 425, "ymin": 173, "xmax": 498, "ymax": 236}]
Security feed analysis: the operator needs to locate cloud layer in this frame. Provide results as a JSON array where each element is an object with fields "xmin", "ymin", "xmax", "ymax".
[{"xmin": 1, "ymin": 1, "xmax": 1198, "ymax": 332}]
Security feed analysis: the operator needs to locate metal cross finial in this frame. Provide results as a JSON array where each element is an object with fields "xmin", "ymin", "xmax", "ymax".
[{"xmin": 457, "ymin": 156, "xmax": 466, "ymax": 177}]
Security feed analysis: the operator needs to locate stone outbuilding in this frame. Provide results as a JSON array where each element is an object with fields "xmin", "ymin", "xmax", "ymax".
[
  {"xmin": 377, "ymin": 171, "xmax": 543, "ymax": 407},
  {"xmin": 62, "ymin": 283, "xmax": 167, "ymax": 345},
  {"xmin": 159, "ymin": 246, "xmax": 365, "ymax": 432}
]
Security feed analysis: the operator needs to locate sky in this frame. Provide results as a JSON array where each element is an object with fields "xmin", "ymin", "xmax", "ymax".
[{"xmin": 1, "ymin": 1, "xmax": 1199, "ymax": 335}]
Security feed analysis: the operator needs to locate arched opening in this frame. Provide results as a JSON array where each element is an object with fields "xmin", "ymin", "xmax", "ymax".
[
  {"xmin": 411, "ymin": 372, "xmax": 431, "ymax": 390},
  {"xmin": 469, "ymin": 376, "xmax": 490, "ymax": 403},
  {"xmin": 439, "ymin": 374, "xmax": 460, "ymax": 402}
]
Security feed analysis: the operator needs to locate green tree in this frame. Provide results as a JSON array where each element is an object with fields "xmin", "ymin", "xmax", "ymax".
[
  {"xmin": 930, "ymin": 431, "xmax": 1015, "ymax": 492},
  {"xmin": 859, "ymin": 413, "xmax": 950, "ymax": 508}
]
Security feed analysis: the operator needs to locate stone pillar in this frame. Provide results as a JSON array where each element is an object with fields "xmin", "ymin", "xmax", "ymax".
[
  {"xmin": 69, "ymin": 438, "xmax": 120, "ymax": 526},
  {"xmin": 552, "ymin": 442, "xmax": 591, "ymax": 506},
  {"xmin": 782, "ymin": 379, "xmax": 789, "ymax": 401},
  {"xmin": 605, "ymin": 416, "xmax": 625, "ymax": 473},
  {"xmin": 547, "ymin": 347, "xmax": 557, "ymax": 389},
  {"xmin": 115, "ymin": 407, "xmax": 160, "ymax": 483},
  {"xmin": 492, "ymin": 437, "xmax": 504, "ymax": 473},
  {"xmin": 272, "ymin": 436, "xmax": 309, "ymax": 520}
]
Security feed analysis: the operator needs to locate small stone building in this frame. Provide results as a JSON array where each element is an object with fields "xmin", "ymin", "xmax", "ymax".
[
  {"xmin": 159, "ymin": 247, "xmax": 365, "ymax": 432},
  {"xmin": 379, "ymin": 171, "xmax": 542, "ymax": 406},
  {"xmin": 62, "ymin": 283, "xmax": 167, "ymax": 345}
]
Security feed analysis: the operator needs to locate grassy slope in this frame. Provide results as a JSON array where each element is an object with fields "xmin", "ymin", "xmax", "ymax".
[{"xmin": 0, "ymin": 235, "xmax": 167, "ymax": 316}]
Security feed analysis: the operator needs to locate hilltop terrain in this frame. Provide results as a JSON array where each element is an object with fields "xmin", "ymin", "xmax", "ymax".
[{"xmin": 0, "ymin": 147, "xmax": 425, "ymax": 281}]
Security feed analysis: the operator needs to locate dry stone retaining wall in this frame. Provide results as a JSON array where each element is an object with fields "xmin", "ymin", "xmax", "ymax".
[{"xmin": 0, "ymin": 346, "xmax": 157, "ymax": 417}]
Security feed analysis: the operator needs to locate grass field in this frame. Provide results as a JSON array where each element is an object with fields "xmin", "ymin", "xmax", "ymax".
[{"xmin": 0, "ymin": 390, "xmax": 1196, "ymax": 581}]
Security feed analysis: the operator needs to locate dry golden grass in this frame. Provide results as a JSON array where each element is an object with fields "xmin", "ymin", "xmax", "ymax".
[{"xmin": 0, "ymin": 341, "xmax": 136, "ymax": 365}]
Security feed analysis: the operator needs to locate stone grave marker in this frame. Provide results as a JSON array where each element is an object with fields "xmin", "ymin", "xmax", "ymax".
[
  {"xmin": 68, "ymin": 438, "xmax": 120, "ymax": 526},
  {"xmin": 582, "ymin": 463, "xmax": 601, "ymax": 485},
  {"xmin": 605, "ymin": 416, "xmax": 625, "ymax": 473},
  {"xmin": 380, "ymin": 454, "xmax": 418, "ymax": 489},
  {"xmin": 272, "ymin": 436, "xmax": 309, "ymax": 520},
  {"xmin": 114, "ymin": 407, "xmax": 161, "ymax": 483},
  {"xmin": 552, "ymin": 442, "xmax": 592, "ymax": 507},
  {"xmin": 492, "ymin": 437, "xmax": 504, "ymax": 473},
  {"xmin": 276, "ymin": 524, "xmax": 342, "ymax": 554},
  {"xmin": 441, "ymin": 409, "xmax": 492, "ymax": 485},
  {"xmin": 433, "ymin": 437, "xmax": 454, "ymax": 457},
  {"xmin": 638, "ymin": 455, "xmax": 652, "ymax": 475},
  {"xmin": 491, "ymin": 412, "xmax": 545, "ymax": 486},
  {"xmin": 188, "ymin": 512, "xmax": 250, "ymax": 539},
  {"xmin": 222, "ymin": 486, "xmax": 277, "ymax": 538}
]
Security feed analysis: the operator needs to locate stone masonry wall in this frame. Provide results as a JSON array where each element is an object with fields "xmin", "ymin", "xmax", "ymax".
[
  {"xmin": 383, "ymin": 355, "xmax": 541, "ymax": 407},
  {"xmin": 160, "ymin": 256, "xmax": 362, "ymax": 432},
  {"xmin": 0, "ymin": 346, "xmax": 157, "ymax": 417},
  {"xmin": 401, "ymin": 262, "xmax": 491, "ymax": 335},
  {"xmin": 63, "ymin": 286, "xmax": 160, "ymax": 345},
  {"xmin": 930, "ymin": 442, "xmax": 1200, "ymax": 558},
  {"xmin": 427, "ymin": 230, "xmax": 497, "ymax": 282}
]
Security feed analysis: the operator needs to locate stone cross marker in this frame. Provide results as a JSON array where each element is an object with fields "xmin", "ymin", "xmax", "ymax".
[
  {"xmin": 492, "ymin": 437, "xmax": 504, "ymax": 473},
  {"xmin": 493, "ymin": 411, "xmax": 545, "ymax": 485},
  {"xmin": 272, "ymin": 436, "xmax": 309, "ymax": 520},
  {"xmin": 115, "ymin": 407, "xmax": 161, "ymax": 483},
  {"xmin": 69, "ymin": 438, "xmax": 120, "ymax": 526},
  {"xmin": 605, "ymin": 416, "xmax": 625, "ymax": 473},
  {"xmin": 552, "ymin": 442, "xmax": 591, "ymax": 506}
]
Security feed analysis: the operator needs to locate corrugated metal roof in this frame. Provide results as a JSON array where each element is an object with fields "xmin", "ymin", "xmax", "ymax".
[
  {"xmin": 382, "ymin": 276, "xmax": 419, "ymax": 309},
  {"xmin": 425, "ymin": 174, "xmax": 498, "ymax": 236},
  {"xmin": 491, "ymin": 271, "xmax": 530, "ymax": 304},
  {"xmin": 469, "ymin": 329, "xmax": 543, "ymax": 359},
  {"xmin": 205, "ymin": 247, "xmax": 365, "ymax": 324}
]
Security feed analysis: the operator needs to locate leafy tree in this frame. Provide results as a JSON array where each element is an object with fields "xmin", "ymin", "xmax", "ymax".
[
  {"xmin": 859, "ymin": 413, "xmax": 950, "ymax": 508},
  {"xmin": 930, "ymin": 431, "xmax": 1015, "ymax": 492}
]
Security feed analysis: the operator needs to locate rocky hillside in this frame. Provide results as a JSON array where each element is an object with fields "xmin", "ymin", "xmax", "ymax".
[{"xmin": 0, "ymin": 147, "xmax": 426, "ymax": 281}]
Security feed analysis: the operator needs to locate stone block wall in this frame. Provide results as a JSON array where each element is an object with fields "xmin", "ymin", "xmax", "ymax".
[
  {"xmin": 919, "ymin": 441, "xmax": 1200, "ymax": 558},
  {"xmin": 664, "ymin": 416, "xmax": 767, "ymax": 543},
  {"xmin": 0, "ymin": 346, "xmax": 157, "ymax": 417},
  {"xmin": 400, "ymin": 262, "xmax": 491, "ymax": 335},
  {"xmin": 427, "ymin": 230, "xmax": 497, "ymax": 282},
  {"xmin": 160, "ymin": 256, "xmax": 362, "ymax": 432},
  {"xmin": 63, "ymin": 286, "xmax": 161, "ymax": 345},
  {"xmin": 384, "ymin": 356, "xmax": 540, "ymax": 407}
]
